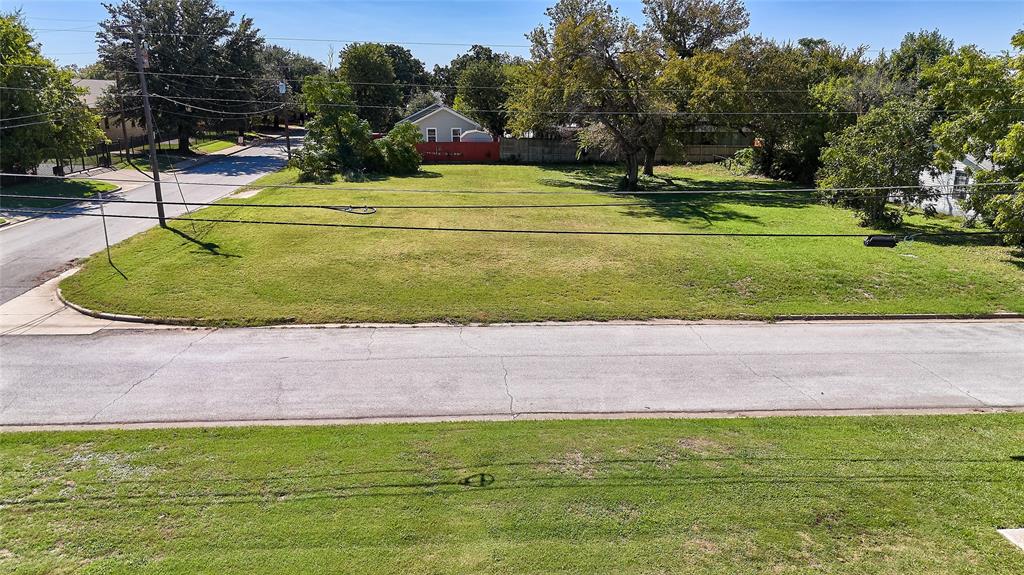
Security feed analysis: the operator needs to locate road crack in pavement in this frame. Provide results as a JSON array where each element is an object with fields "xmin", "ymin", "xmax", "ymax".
[
  {"xmin": 87, "ymin": 330, "xmax": 216, "ymax": 423},
  {"xmin": 903, "ymin": 355, "xmax": 987, "ymax": 406},
  {"xmin": 458, "ymin": 326, "xmax": 486, "ymax": 355},
  {"xmin": 365, "ymin": 327, "xmax": 377, "ymax": 359},
  {"xmin": 735, "ymin": 354, "xmax": 825, "ymax": 409},
  {"xmin": 499, "ymin": 356, "xmax": 517, "ymax": 419},
  {"xmin": 689, "ymin": 325, "xmax": 715, "ymax": 352}
]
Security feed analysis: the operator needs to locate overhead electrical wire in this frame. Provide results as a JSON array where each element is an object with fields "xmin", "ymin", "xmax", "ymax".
[
  {"xmin": 0, "ymin": 188, "xmax": 1014, "ymax": 211},
  {"xmin": 1, "ymin": 172, "xmax": 1019, "ymax": 196},
  {"xmin": 0, "ymin": 207, "xmax": 1012, "ymax": 241}
]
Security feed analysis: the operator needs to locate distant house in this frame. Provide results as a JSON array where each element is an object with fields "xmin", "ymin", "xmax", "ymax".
[
  {"xmin": 398, "ymin": 103, "xmax": 498, "ymax": 162},
  {"xmin": 918, "ymin": 155, "xmax": 993, "ymax": 216},
  {"xmin": 398, "ymin": 103, "xmax": 492, "ymax": 143},
  {"xmin": 72, "ymin": 78, "xmax": 145, "ymax": 142}
]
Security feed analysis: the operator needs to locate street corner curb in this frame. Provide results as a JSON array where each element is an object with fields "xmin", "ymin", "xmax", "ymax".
[{"xmin": 56, "ymin": 285, "xmax": 197, "ymax": 326}]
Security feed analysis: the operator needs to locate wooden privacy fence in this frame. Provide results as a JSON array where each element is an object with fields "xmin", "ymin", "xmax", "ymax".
[{"xmin": 415, "ymin": 141, "xmax": 501, "ymax": 163}]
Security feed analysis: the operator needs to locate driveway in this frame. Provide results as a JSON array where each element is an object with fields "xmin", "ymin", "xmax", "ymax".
[
  {"xmin": 0, "ymin": 137, "xmax": 294, "ymax": 304},
  {"xmin": 1, "ymin": 320, "xmax": 1021, "ymax": 428}
]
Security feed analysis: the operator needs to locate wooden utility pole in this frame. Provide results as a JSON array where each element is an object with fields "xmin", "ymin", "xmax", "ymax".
[
  {"xmin": 133, "ymin": 30, "xmax": 166, "ymax": 227},
  {"xmin": 279, "ymin": 79, "xmax": 291, "ymax": 160}
]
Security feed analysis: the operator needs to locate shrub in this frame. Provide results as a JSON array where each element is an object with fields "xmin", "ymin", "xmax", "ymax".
[{"xmin": 377, "ymin": 123, "xmax": 422, "ymax": 175}]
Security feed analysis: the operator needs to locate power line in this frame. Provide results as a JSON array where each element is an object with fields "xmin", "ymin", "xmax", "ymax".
[
  {"xmin": 5, "ymin": 63, "xmax": 1014, "ymax": 94},
  {"xmin": 112, "ymin": 92, "xmax": 1024, "ymax": 116},
  {"xmin": 1, "ymin": 206, "xmax": 1012, "ymax": 240},
  {"xmin": 0, "ymin": 188, "xmax": 1013, "ymax": 210},
  {"xmin": 2, "ymin": 172, "xmax": 1020, "ymax": 196},
  {"xmin": 149, "ymin": 94, "xmax": 284, "ymax": 116}
]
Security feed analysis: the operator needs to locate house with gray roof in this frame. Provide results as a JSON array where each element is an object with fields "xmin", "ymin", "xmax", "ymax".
[{"xmin": 398, "ymin": 104, "xmax": 493, "ymax": 143}]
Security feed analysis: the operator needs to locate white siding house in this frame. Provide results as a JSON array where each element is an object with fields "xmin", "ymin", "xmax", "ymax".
[
  {"xmin": 398, "ymin": 104, "xmax": 490, "ymax": 143},
  {"xmin": 918, "ymin": 155, "xmax": 993, "ymax": 216}
]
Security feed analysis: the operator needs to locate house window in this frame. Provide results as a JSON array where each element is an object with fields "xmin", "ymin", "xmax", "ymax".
[
  {"xmin": 953, "ymin": 169, "xmax": 970, "ymax": 199},
  {"xmin": 451, "ymin": 128, "xmax": 462, "ymax": 143},
  {"xmin": 426, "ymin": 128, "xmax": 437, "ymax": 142}
]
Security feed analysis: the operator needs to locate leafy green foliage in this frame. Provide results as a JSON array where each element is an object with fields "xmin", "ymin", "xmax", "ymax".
[
  {"xmin": 294, "ymin": 75, "xmax": 421, "ymax": 181},
  {"xmin": 382, "ymin": 44, "xmax": 430, "ymax": 106},
  {"xmin": 886, "ymin": 29, "xmax": 954, "ymax": 86},
  {"xmin": 338, "ymin": 43, "xmax": 401, "ymax": 132},
  {"xmin": 0, "ymin": 12, "xmax": 105, "ymax": 174},
  {"xmin": 509, "ymin": 0, "xmax": 665, "ymax": 189},
  {"xmin": 453, "ymin": 60, "xmax": 508, "ymax": 136},
  {"xmin": 642, "ymin": 0, "xmax": 749, "ymax": 57},
  {"xmin": 431, "ymin": 45, "xmax": 506, "ymax": 105},
  {"xmin": 925, "ymin": 31, "xmax": 1024, "ymax": 244},
  {"xmin": 97, "ymin": 0, "xmax": 264, "ymax": 152},
  {"xmin": 376, "ymin": 122, "xmax": 423, "ymax": 175},
  {"xmin": 817, "ymin": 99, "xmax": 936, "ymax": 227}
]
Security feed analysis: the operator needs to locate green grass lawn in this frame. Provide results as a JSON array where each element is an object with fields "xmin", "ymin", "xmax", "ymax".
[
  {"xmin": 2, "ymin": 414, "xmax": 1023, "ymax": 574},
  {"xmin": 0, "ymin": 178, "xmax": 120, "ymax": 209},
  {"xmin": 192, "ymin": 138, "xmax": 236, "ymax": 154},
  {"xmin": 59, "ymin": 163, "xmax": 1024, "ymax": 325}
]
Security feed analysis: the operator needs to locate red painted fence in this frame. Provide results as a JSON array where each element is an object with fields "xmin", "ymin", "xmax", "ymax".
[{"xmin": 415, "ymin": 141, "xmax": 501, "ymax": 163}]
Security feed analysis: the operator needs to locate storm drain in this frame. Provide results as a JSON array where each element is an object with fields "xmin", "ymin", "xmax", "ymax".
[{"xmin": 997, "ymin": 529, "xmax": 1024, "ymax": 552}]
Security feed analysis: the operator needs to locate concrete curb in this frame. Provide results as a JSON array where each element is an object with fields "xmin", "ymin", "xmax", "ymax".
[
  {"xmin": 52, "ymin": 283, "xmax": 1024, "ymax": 328},
  {"xmin": 2, "ymin": 406, "xmax": 1022, "ymax": 433},
  {"xmin": 57, "ymin": 286, "xmax": 198, "ymax": 326}
]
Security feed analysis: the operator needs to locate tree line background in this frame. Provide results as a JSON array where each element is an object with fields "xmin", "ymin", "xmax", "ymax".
[{"xmin": 1, "ymin": 0, "xmax": 1021, "ymax": 239}]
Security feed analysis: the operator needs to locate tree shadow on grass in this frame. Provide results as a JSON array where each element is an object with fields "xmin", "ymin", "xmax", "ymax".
[
  {"xmin": 355, "ymin": 170, "xmax": 444, "ymax": 183},
  {"xmin": 167, "ymin": 225, "xmax": 241, "ymax": 258},
  {"xmin": 1002, "ymin": 249, "xmax": 1024, "ymax": 271}
]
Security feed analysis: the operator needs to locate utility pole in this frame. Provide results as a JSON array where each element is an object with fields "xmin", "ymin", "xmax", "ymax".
[
  {"xmin": 133, "ymin": 29, "xmax": 166, "ymax": 227},
  {"xmin": 279, "ymin": 79, "xmax": 291, "ymax": 160}
]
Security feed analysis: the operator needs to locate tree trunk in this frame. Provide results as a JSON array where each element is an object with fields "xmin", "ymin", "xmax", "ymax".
[
  {"xmin": 177, "ymin": 124, "xmax": 191, "ymax": 154},
  {"xmin": 643, "ymin": 146, "xmax": 656, "ymax": 176},
  {"xmin": 623, "ymin": 152, "xmax": 640, "ymax": 190}
]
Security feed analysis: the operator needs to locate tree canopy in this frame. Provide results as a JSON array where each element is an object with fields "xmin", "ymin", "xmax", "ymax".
[
  {"xmin": 337, "ymin": 43, "xmax": 401, "ymax": 132},
  {"xmin": 1, "ymin": 12, "xmax": 105, "ymax": 174},
  {"xmin": 925, "ymin": 31, "xmax": 1024, "ymax": 244},
  {"xmin": 97, "ymin": 0, "xmax": 264, "ymax": 152}
]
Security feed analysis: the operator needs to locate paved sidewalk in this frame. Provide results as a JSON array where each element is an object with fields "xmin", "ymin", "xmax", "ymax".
[
  {"xmin": 2, "ymin": 321, "xmax": 1022, "ymax": 428},
  {"xmin": 0, "ymin": 270, "xmax": 168, "ymax": 335}
]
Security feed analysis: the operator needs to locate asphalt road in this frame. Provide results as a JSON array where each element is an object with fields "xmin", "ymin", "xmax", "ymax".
[
  {"xmin": 2, "ymin": 321, "xmax": 1022, "ymax": 427},
  {"xmin": 0, "ymin": 137, "xmax": 292, "ymax": 304}
]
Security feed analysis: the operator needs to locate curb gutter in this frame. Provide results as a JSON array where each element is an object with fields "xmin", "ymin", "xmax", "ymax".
[{"xmin": 53, "ymin": 285, "xmax": 1024, "ymax": 328}]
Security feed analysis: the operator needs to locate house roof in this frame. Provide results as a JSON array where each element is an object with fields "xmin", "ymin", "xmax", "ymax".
[
  {"xmin": 72, "ymin": 79, "xmax": 115, "ymax": 107},
  {"xmin": 398, "ymin": 103, "xmax": 481, "ymax": 129}
]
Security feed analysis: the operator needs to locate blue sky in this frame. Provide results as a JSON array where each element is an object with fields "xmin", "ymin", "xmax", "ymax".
[{"xmin": 13, "ymin": 0, "xmax": 1024, "ymax": 69}]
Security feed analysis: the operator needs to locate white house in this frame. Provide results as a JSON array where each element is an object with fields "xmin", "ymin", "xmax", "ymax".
[
  {"xmin": 398, "ymin": 103, "xmax": 493, "ymax": 143},
  {"xmin": 917, "ymin": 155, "xmax": 993, "ymax": 216}
]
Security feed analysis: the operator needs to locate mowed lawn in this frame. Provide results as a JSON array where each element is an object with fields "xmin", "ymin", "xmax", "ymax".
[
  {"xmin": 2, "ymin": 415, "xmax": 1023, "ymax": 574},
  {"xmin": 0, "ymin": 178, "xmax": 119, "ymax": 209},
  {"xmin": 59, "ymin": 163, "xmax": 1024, "ymax": 325}
]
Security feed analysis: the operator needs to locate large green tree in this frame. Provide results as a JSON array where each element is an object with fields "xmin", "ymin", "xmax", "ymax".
[
  {"xmin": 338, "ymin": 43, "xmax": 401, "ymax": 132},
  {"xmin": 508, "ymin": 0, "xmax": 664, "ymax": 189},
  {"xmin": 887, "ymin": 29, "xmax": 954, "ymax": 87},
  {"xmin": 642, "ymin": 0, "xmax": 749, "ymax": 58},
  {"xmin": 453, "ymin": 60, "xmax": 508, "ymax": 136},
  {"xmin": 816, "ymin": 98, "xmax": 936, "ymax": 227},
  {"xmin": 97, "ymin": 0, "xmax": 264, "ymax": 152},
  {"xmin": 1, "ymin": 13, "xmax": 105, "ymax": 174},
  {"xmin": 925, "ymin": 32, "xmax": 1024, "ymax": 244},
  {"xmin": 431, "ymin": 45, "xmax": 504, "ymax": 105},
  {"xmin": 382, "ymin": 44, "xmax": 429, "ymax": 106}
]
